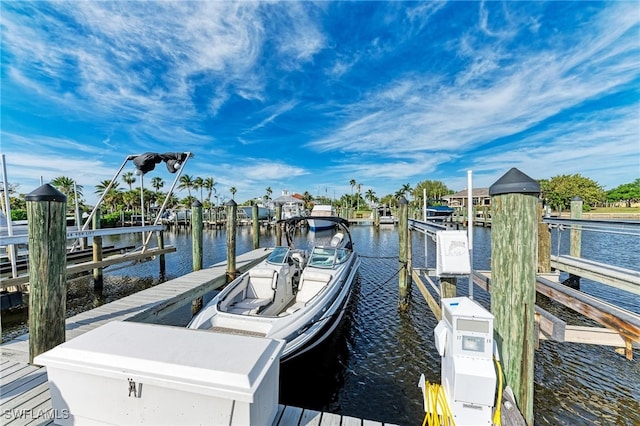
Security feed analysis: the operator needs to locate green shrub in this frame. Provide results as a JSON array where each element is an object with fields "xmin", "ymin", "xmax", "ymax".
[
  {"xmin": 11, "ymin": 209, "xmax": 27, "ymax": 221},
  {"xmin": 101, "ymin": 212, "xmax": 121, "ymax": 228}
]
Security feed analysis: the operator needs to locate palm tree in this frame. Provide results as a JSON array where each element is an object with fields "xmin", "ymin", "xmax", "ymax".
[
  {"xmin": 151, "ymin": 177, "xmax": 164, "ymax": 194},
  {"xmin": 122, "ymin": 172, "xmax": 136, "ymax": 190},
  {"xmin": 95, "ymin": 180, "xmax": 121, "ymax": 212},
  {"xmin": 51, "ymin": 176, "xmax": 83, "ymax": 207},
  {"xmin": 95, "ymin": 179, "xmax": 120, "ymax": 196},
  {"xmin": 193, "ymin": 177, "xmax": 204, "ymax": 202},
  {"xmin": 156, "ymin": 192, "xmax": 179, "ymax": 209},
  {"xmin": 365, "ymin": 189, "xmax": 376, "ymax": 207},
  {"xmin": 265, "ymin": 187, "xmax": 272, "ymax": 204},
  {"xmin": 400, "ymin": 183, "xmax": 412, "ymax": 199},
  {"xmin": 178, "ymin": 174, "xmax": 194, "ymax": 197},
  {"xmin": 230, "ymin": 187, "xmax": 237, "ymax": 200},
  {"xmin": 350, "ymin": 179, "xmax": 356, "ymax": 197},
  {"xmin": 122, "ymin": 190, "xmax": 138, "ymax": 212},
  {"xmin": 202, "ymin": 177, "xmax": 217, "ymax": 205}
]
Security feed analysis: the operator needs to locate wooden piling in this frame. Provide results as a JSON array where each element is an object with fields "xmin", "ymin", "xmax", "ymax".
[
  {"xmin": 92, "ymin": 209, "xmax": 103, "ymax": 289},
  {"xmin": 489, "ymin": 168, "xmax": 539, "ymax": 425},
  {"xmin": 537, "ymin": 201, "xmax": 551, "ymax": 274},
  {"xmin": 226, "ymin": 200, "xmax": 238, "ymax": 281},
  {"xmin": 275, "ymin": 203, "xmax": 283, "ymax": 246},
  {"xmin": 398, "ymin": 196, "xmax": 410, "ymax": 311},
  {"xmin": 26, "ymin": 184, "xmax": 67, "ymax": 364},
  {"xmin": 440, "ymin": 277, "xmax": 457, "ymax": 299},
  {"xmin": 157, "ymin": 231, "xmax": 166, "ymax": 276},
  {"xmin": 192, "ymin": 200, "xmax": 203, "ymax": 272},
  {"xmin": 191, "ymin": 200, "xmax": 204, "ymax": 314},
  {"xmin": 252, "ymin": 204, "xmax": 259, "ymax": 249},
  {"xmin": 570, "ymin": 196, "xmax": 583, "ymax": 258}
]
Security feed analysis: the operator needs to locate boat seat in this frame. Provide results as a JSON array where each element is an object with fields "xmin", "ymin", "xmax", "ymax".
[
  {"xmin": 233, "ymin": 268, "xmax": 277, "ymax": 312},
  {"xmin": 285, "ymin": 270, "xmax": 332, "ymax": 314},
  {"xmin": 330, "ymin": 232, "xmax": 344, "ymax": 247},
  {"xmin": 291, "ymin": 252, "xmax": 306, "ymax": 268}
]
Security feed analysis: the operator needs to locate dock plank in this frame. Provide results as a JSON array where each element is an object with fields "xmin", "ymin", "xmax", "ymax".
[
  {"xmin": 320, "ymin": 411, "xmax": 342, "ymax": 425},
  {"xmin": 1, "ymin": 371, "xmax": 48, "ymax": 405},
  {"xmin": 299, "ymin": 408, "xmax": 323, "ymax": 425}
]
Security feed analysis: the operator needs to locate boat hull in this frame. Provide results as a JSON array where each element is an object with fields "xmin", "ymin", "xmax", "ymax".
[
  {"xmin": 279, "ymin": 255, "xmax": 360, "ymax": 361},
  {"xmin": 307, "ymin": 218, "xmax": 336, "ymax": 231}
]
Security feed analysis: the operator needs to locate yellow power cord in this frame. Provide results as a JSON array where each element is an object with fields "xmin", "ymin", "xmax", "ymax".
[
  {"xmin": 421, "ymin": 380, "xmax": 456, "ymax": 426},
  {"xmin": 421, "ymin": 357, "xmax": 504, "ymax": 426},
  {"xmin": 493, "ymin": 356, "xmax": 504, "ymax": 426}
]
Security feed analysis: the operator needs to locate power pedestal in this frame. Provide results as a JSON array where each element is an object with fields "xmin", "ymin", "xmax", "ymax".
[{"xmin": 434, "ymin": 297, "xmax": 496, "ymax": 425}]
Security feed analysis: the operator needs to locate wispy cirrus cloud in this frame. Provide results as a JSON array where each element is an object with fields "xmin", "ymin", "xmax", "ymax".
[
  {"xmin": 307, "ymin": 1, "xmax": 639, "ymax": 182},
  {"xmin": 1, "ymin": 1, "xmax": 637, "ymax": 203}
]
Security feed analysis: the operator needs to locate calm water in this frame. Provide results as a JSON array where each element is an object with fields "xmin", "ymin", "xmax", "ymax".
[{"xmin": 2, "ymin": 224, "xmax": 639, "ymax": 425}]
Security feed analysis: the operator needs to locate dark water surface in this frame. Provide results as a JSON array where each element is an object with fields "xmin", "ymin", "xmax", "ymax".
[{"xmin": 2, "ymin": 225, "xmax": 639, "ymax": 425}]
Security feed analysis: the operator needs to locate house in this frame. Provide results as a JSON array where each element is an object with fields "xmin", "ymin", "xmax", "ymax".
[{"xmin": 443, "ymin": 188, "xmax": 491, "ymax": 208}]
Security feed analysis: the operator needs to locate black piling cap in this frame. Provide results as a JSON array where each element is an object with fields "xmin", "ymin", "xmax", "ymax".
[
  {"xmin": 225, "ymin": 199, "xmax": 237, "ymax": 207},
  {"xmin": 398, "ymin": 196, "xmax": 408, "ymax": 205},
  {"xmin": 489, "ymin": 168, "xmax": 540, "ymax": 196},
  {"xmin": 25, "ymin": 184, "xmax": 67, "ymax": 202},
  {"xmin": 192, "ymin": 200, "xmax": 203, "ymax": 207}
]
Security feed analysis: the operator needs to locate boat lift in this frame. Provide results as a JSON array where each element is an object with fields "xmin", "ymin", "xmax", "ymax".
[{"xmin": 70, "ymin": 151, "xmax": 192, "ymax": 253}]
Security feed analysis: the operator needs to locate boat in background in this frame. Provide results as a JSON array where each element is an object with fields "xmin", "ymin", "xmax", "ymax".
[
  {"xmin": 307, "ymin": 204, "xmax": 336, "ymax": 231},
  {"xmin": 376, "ymin": 205, "xmax": 397, "ymax": 225},
  {"xmin": 425, "ymin": 204, "xmax": 455, "ymax": 222},
  {"xmin": 240, "ymin": 205, "xmax": 272, "ymax": 220},
  {"xmin": 188, "ymin": 216, "xmax": 360, "ymax": 362}
]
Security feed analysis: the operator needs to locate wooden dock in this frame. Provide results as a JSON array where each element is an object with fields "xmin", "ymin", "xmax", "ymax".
[{"xmin": 1, "ymin": 248, "xmax": 396, "ymax": 426}]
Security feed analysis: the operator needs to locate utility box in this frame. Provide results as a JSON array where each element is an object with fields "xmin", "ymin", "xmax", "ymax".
[
  {"xmin": 436, "ymin": 231, "xmax": 471, "ymax": 276},
  {"xmin": 34, "ymin": 321, "xmax": 285, "ymax": 426},
  {"xmin": 434, "ymin": 297, "xmax": 496, "ymax": 425}
]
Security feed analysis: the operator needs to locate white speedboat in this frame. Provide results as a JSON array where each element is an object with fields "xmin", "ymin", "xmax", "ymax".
[
  {"xmin": 188, "ymin": 216, "xmax": 360, "ymax": 362},
  {"xmin": 306, "ymin": 204, "xmax": 336, "ymax": 231}
]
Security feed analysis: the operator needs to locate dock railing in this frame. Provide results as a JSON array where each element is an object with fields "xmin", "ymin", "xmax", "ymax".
[{"xmin": 410, "ymin": 216, "xmax": 640, "ymax": 359}]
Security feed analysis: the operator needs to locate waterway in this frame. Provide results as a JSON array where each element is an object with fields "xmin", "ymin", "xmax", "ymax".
[{"xmin": 2, "ymin": 224, "xmax": 639, "ymax": 425}]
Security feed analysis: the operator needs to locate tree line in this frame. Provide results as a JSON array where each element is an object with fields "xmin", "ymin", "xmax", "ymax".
[{"xmin": 3, "ymin": 173, "xmax": 639, "ymax": 222}]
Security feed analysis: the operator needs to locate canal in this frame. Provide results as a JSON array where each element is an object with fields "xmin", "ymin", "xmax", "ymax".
[{"xmin": 2, "ymin": 224, "xmax": 639, "ymax": 425}]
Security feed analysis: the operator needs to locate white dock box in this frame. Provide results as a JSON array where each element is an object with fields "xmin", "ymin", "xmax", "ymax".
[
  {"xmin": 436, "ymin": 230, "xmax": 471, "ymax": 276},
  {"xmin": 34, "ymin": 321, "xmax": 285, "ymax": 425}
]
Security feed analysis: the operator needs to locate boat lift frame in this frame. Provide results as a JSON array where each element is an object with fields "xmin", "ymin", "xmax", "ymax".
[{"xmin": 70, "ymin": 151, "xmax": 193, "ymax": 253}]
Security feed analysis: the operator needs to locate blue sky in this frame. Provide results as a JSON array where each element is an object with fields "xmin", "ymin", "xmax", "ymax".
[{"xmin": 1, "ymin": 1, "xmax": 639, "ymax": 206}]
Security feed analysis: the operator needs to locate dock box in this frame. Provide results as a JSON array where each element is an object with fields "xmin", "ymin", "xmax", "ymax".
[
  {"xmin": 436, "ymin": 230, "xmax": 471, "ymax": 276},
  {"xmin": 34, "ymin": 321, "xmax": 285, "ymax": 425}
]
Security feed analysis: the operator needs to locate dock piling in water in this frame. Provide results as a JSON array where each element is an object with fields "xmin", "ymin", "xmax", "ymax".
[
  {"xmin": 226, "ymin": 199, "xmax": 238, "ymax": 281},
  {"xmin": 398, "ymin": 196, "xmax": 410, "ymax": 311},
  {"xmin": 252, "ymin": 204, "xmax": 260, "ymax": 249},
  {"xmin": 275, "ymin": 203, "xmax": 283, "ymax": 246},
  {"xmin": 489, "ymin": 168, "xmax": 539, "ymax": 425},
  {"xmin": 192, "ymin": 200, "xmax": 203, "ymax": 314},
  {"xmin": 537, "ymin": 201, "xmax": 551, "ymax": 274},
  {"xmin": 92, "ymin": 209, "xmax": 103, "ymax": 289},
  {"xmin": 192, "ymin": 200, "xmax": 203, "ymax": 272},
  {"xmin": 25, "ymin": 184, "xmax": 67, "ymax": 364}
]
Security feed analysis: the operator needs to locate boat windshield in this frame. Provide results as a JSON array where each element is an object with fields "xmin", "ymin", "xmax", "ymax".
[
  {"xmin": 267, "ymin": 246, "xmax": 290, "ymax": 264},
  {"xmin": 308, "ymin": 247, "xmax": 337, "ymax": 268}
]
